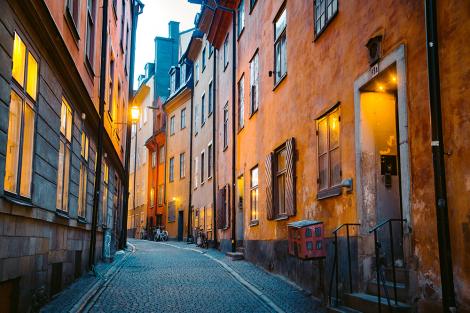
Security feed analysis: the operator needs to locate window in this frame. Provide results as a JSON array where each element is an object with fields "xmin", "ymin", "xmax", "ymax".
[
  {"xmin": 223, "ymin": 35, "xmax": 229, "ymax": 69},
  {"xmin": 200, "ymin": 151, "xmax": 205, "ymax": 183},
  {"xmin": 208, "ymin": 143, "xmax": 213, "ymax": 178},
  {"xmin": 274, "ymin": 6, "xmax": 287, "ymax": 84},
  {"xmin": 238, "ymin": 0, "xmax": 245, "ymax": 36},
  {"xmin": 250, "ymin": 166, "xmax": 259, "ymax": 222},
  {"xmin": 170, "ymin": 71, "xmax": 176, "ymax": 93},
  {"xmin": 56, "ymin": 99, "xmax": 73, "ymax": 212},
  {"xmin": 202, "ymin": 46, "xmax": 206, "ymax": 71},
  {"xmin": 120, "ymin": 0, "xmax": 126, "ymax": 50},
  {"xmin": 102, "ymin": 162, "xmax": 109, "ymax": 225},
  {"xmin": 168, "ymin": 201, "xmax": 176, "ymax": 222},
  {"xmin": 275, "ymin": 147, "xmax": 287, "ymax": 216},
  {"xmin": 109, "ymin": 58, "xmax": 115, "ymax": 120},
  {"xmin": 201, "ymin": 94, "xmax": 206, "ymax": 125},
  {"xmin": 250, "ymin": 0, "xmax": 258, "ymax": 11},
  {"xmin": 170, "ymin": 115, "xmax": 175, "ymax": 135},
  {"xmin": 194, "ymin": 104, "xmax": 199, "ymax": 134},
  {"xmin": 150, "ymin": 187, "xmax": 155, "ymax": 207},
  {"xmin": 238, "ymin": 75, "xmax": 245, "ymax": 129},
  {"xmin": 250, "ymin": 51, "xmax": 259, "ymax": 114},
  {"xmin": 208, "ymin": 81, "xmax": 213, "ymax": 115},
  {"xmin": 78, "ymin": 131, "xmax": 89, "ymax": 218},
  {"xmin": 66, "ymin": 0, "xmax": 80, "ymax": 32},
  {"xmin": 180, "ymin": 153, "xmax": 185, "ymax": 178},
  {"xmin": 209, "ymin": 43, "xmax": 214, "ymax": 57},
  {"xmin": 195, "ymin": 62, "xmax": 200, "ymax": 82},
  {"xmin": 151, "ymin": 151, "xmax": 157, "ymax": 168},
  {"xmin": 181, "ymin": 63, "xmax": 186, "ymax": 86},
  {"xmin": 317, "ymin": 107, "xmax": 341, "ymax": 197},
  {"xmin": 194, "ymin": 157, "xmax": 198, "ymax": 188},
  {"xmin": 181, "ymin": 108, "xmax": 186, "ymax": 129},
  {"xmin": 158, "ymin": 184, "xmax": 164, "ymax": 206},
  {"xmin": 159, "ymin": 145, "xmax": 165, "ymax": 164},
  {"xmin": 169, "ymin": 157, "xmax": 174, "ymax": 182},
  {"xmin": 86, "ymin": 0, "xmax": 96, "ymax": 66},
  {"xmin": 223, "ymin": 103, "xmax": 229, "ymax": 149},
  {"xmin": 266, "ymin": 138, "xmax": 296, "ymax": 219},
  {"xmin": 4, "ymin": 33, "xmax": 38, "ymax": 198},
  {"xmin": 314, "ymin": 0, "xmax": 338, "ymax": 36}
]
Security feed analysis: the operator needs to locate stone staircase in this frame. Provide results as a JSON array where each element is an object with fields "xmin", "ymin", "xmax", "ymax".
[
  {"xmin": 328, "ymin": 267, "xmax": 412, "ymax": 313},
  {"xmin": 225, "ymin": 246, "xmax": 245, "ymax": 260}
]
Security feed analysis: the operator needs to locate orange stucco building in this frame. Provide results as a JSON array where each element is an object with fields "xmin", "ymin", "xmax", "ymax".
[{"xmin": 191, "ymin": 0, "xmax": 470, "ymax": 311}]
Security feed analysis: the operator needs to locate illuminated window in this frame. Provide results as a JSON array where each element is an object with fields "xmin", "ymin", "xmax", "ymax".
[
  {"xmin": 150, "ymin": 187, "xmax": 155, "ymax": 207},
  {"xmin": 151, "ymin": 151, "xmax": 156, "ymax": 168},
  {"xmin": 157, "ymin": 184, "xmax": 164, "ymax": 206},
  {"xmin": 78, "ymin": 131, "xmax": 89, "ymax": 218},
  {"xmin": 250, "ymin": 166, "xmax": 259, "ymax": 222},
  {"xmin": 274, "ymin": 6, "xmax": 287, "ymax": 84},
  {"xmin": 56, "ymin": 99, "xmax": 73, "ymax": 212},
  {"xmin": 159, "ymin": 145, "xmax": 165, "ymax": 164},
  {"xmin": 4, "ymin": 33, "xmax": 38, "ymax": 198},
  {"xmin": 316, "ymin": 107, "xmax": 341, "ymax": 197},
  {"xmin": 101, "ymin": 162, "xmax": 109, "ymax": 225}
]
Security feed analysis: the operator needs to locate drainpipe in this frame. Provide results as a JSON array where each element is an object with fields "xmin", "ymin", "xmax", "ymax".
[
  {"xmin": 212, "ymin": 49, "xmax": 218, "ymax": 245},
  {"xmin": 89, "ymin": 0, "xmax": 109, "ymax": 269},
  {"xmin": 424, "ymin": 0, "xmax": 456, "ymax": 311},
  {"xmin": 230, "ymin": 11, "xmax": 237, "ymax": 253},
  {"xmin": 188, "ymin": 69, "xmax": 195, "ymax": 242},
  {"xmin": 120, "ymin": 0, "xmax": 144, "ymax": 250}
]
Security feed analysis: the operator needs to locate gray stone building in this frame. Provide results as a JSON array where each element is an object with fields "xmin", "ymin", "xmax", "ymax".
[{"xmin": 0, "ymin": 0, "xmax": 133, "ymax": 311}]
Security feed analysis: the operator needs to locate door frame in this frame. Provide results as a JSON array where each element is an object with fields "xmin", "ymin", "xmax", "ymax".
[
  {"xmin": 177, "ymin": 210, "xmax": 184, "ymax": 241},
  {"xmin": 354, "ymin": 44, "xmax": 411, "ymax": 232}
]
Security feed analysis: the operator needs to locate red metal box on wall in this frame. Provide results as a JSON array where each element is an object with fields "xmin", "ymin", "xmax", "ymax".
[{"xmin": 288, "ymin": 220, "xmax": 326, "ymax": 260}]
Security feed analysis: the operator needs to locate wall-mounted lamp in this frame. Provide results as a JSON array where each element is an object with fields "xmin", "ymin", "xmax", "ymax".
[{"xmin": 81, "ymin": 113, "xmax": 86, "ymax": 120}]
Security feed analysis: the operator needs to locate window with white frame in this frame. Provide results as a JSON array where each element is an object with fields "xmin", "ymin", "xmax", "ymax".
[
  {"xmin": 201, "ymin": 151, "xmax": 205, "ymax": 184},
  {"xmin": 314, "ymin": 0, "xmax": 338, "ymax": 36},
  {"xmin": 181, "ymin": 108, "xmax": 186, "ymax": 129},
  {"xmin": 208, "ymin": 81, "xmax": 213, "ymax": 114},
  {"xmin": 170, "ymin": 115, "xmax": 175, "ymax": 135},
  {"xmin": 180, "ymin": 153, "xmax": 185, "ymax": 179},
  {"xmin": 250, "ymin": 51, "xmax": 259, "ymax": 114},
  {"xmin": 202, "ymin": 46, "xmax": 206, "ymax": 71},
  {"xmin": 201, "ymin": 93, "xmax": 206, "ymax": 125},
  {"xmin": 250, "ymin": 166, "xmax": 259, "ymax": 222},
  {"xmin": 195, "ymin": 62, "xmax": 200, "ymax": 82},
  {"xmin": 238, "ymin": 75, "xmax": 245, "ymax": 129},
  {"xmin": 238, "ymin": 0, "xmax": 245, "ymax": 36},
  {"xmin": 223, "ymin": 103, "xmax": 229, "ymax": 148},
  {"xmin": 158, "ymin": 184, "xmax": 164, "ymax": 206},
  {"xmin": 208, "ymin": 143, "xmax": 213, "ymax": 178},
  {"xmin": 274, "ymin": 6, "xmax": 287, "ymax": 84},
  {"xmin": 194, "ymin": 157, "xmax": 198, "ymax": 188},
  {"xmin": 169, "ymin": 157, "xmax": 174, "ymax": 182}
]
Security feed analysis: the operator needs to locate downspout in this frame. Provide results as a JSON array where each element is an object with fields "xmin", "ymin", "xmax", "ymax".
[
  {"xmin": 188, "ymin": 70, "xmax": 195, "ymax": 242},
  {"xmin": 212, "ymin": 49, "xmax": 217, "ymax": 245},
  {"xmin": 230, "ymin": 12, "xmax": 237, "ymax": 253},
  {"xmin": 424, "ymin": 0, "xmax": 456, "ymax": 311},
  {"xmin": 120, "ymin": 0, "xmax": 144, "ymax": 250},
  {"xmin": 89, "ymin": 0, "xmax": 109, "ymax": 269}
]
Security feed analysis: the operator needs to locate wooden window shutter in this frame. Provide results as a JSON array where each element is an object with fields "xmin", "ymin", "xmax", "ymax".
[
  {"xmin": 285, "ymin": 138, "xmax": 296, "ymax": 216},
  {"xmin": 265, "ymin": 153, "xmax": 275, "ymax": 220},
  {"xmin": 216, "ymin": 188, "xmax": 226, "ymax": 229}
]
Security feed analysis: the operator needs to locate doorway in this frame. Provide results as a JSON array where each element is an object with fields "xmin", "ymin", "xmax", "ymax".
[
  {"xmin": 177, "ymin": 211, "xmax": 184, "ymax": 241},
  {"xmin": 236, "ymin": 175, "xmax": 244, "ymax": 242}
]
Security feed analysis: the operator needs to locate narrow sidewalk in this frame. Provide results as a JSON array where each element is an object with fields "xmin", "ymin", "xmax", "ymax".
[{"xmin": 40, "ymin": 246, "xmax": 133, "ymax": 313}]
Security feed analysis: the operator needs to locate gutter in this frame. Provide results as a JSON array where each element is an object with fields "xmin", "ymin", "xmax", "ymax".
[
  {"xmin": 212, "ymin": 49, "xmax": 218, "ymax": 245},
  {"xmin": 230, "ymin": 10, "xmax": 237, "ymax": 253},
  {"xmin": 188, "ymin": 72, "xmax": 195, "ymax": 241},
  {"xmin": 424, "ymin": 0, "xmax": 456, "ymax": 311}
]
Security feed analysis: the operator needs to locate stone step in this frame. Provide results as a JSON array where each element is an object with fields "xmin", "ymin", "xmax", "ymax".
[
  {"xmin": 225, "ymin": 251, "xmax": 244, "ymax": 260},
  {"xmin": 367, "ymin": 280, "xmax": 409, "ymax": 303},
  {"xmin": 327, "ymin": 305, "xmax": 362, "ymax": 313},
  {"xmin": 236, "ymin": 246, "xmax": 245, "ymax": 253},
  {"xmin": 344, "ymin": 293, "xmax": 412, "ymax": 313}
]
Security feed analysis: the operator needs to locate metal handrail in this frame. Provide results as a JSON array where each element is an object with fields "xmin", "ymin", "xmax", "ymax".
[
  {"xmin": 328, "ymin": 223, "xmax": 361, "ymax": 307},
  {"xmin": 369, "ymin": 218, "xmax": 407, "ymax": 312}
]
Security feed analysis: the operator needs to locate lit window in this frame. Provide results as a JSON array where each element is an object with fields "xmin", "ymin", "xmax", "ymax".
[
  {"xmin": 274, "ymin": 6, "xmax": 287, "ymax": 84},
  {"xmin": 150, "ymin": 187, "xmax": 155, "ymax": 207},
  {"xmin": 152, "ymin": 151, "xmax": 157, "ymax": 168},
  {"xmin": 159, "ymin": 145, "xmax": 165, "ymax": 164},
  {"xmin": 317, "ymin": 107, "xmax": 341, "ymax": 196},
  {"xmin": 158, "ymin": 184, "xmax": 164, "ymax": 206},
  {"xmin": 102, "ymin": 162, "xmax": 109, "ymax": 225},
  {"xmin": 5, "ymin": 33, "xmax": 38, "ymax": 198},
  {"xmin": 57, "ymin": 99, "xmax": 73, "ymax": 212},
  {"xmin": 250, "ymin": 166, "xmax": 259, "ymax": 222},
  {"xmin": 78, "ymin": 131, "xmax": 89, "ymax": 218}
]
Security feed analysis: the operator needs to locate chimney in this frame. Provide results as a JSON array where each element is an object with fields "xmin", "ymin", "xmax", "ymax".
[{"xmin": 169, "ymin": 21, "xmax": 180, "ymax": 40}]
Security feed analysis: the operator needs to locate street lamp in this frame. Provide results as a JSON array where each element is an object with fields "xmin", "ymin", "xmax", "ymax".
[{"xmin": 130, "ymin": 106, "xmax": 140, "ymax": 236}]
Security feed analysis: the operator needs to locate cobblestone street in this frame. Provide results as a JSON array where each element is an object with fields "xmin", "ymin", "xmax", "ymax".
[{"xmin": 44, "ymin": 239, "xmax": 322, "ymax": 313}]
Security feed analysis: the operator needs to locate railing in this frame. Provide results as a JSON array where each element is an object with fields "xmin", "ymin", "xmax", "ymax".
[
  {"xmin": 328, "ymin": 223, "xmax": 361, "ymax": 307},
  {"xmin": 369, "ymin": 218, "xmax": 407, "ymax": 312}
]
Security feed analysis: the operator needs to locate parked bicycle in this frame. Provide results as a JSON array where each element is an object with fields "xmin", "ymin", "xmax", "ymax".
[
  {"xmin": 195, "ymin": 227, "xmax": 208, "ymax": 249},
  {"xmin": 153, "ymin": 226, "xmax": 168, "ymax": 242}
]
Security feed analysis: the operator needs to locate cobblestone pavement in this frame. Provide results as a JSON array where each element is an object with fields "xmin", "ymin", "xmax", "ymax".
[{"xmin": 87, "ymin": 239, "xmax": 323, "ymax": 313}]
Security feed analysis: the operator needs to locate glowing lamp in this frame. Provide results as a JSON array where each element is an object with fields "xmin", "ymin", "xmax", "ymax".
[{"xmin": 130, "ymin": 106, "xmax": 140, "ymax": 123}]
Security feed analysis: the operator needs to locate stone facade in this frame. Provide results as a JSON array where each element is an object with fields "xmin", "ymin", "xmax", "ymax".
[{"xmin": 0, "ymin": 0, "xmax": 132, "ymax": 311}]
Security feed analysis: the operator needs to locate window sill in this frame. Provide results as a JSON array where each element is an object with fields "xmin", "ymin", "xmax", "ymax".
[
  {"xmin": 273, "ymin": 73, "xmax": 287, "ymax": 91},
  {"xmin": 85, "ymin": 57, "xmax": 95, "ymax": 79},
  {"xmin": 313, "ymin": 12, "xmax": 338, "ymax": 42},
  {"xmin": 317, "ymin": 185, "xmax": 342, "ymax": 200},
  {"xmin": 77, "ymin": 217, "xmax": 87, "ymax": 224},
  {"xmin": 2, "ymin": 193, "xmax": 33, "ymax": 207},
  {"xmin": 55, "ymin": 210, "xmax": 70, "ymax": 219},
  {"xmin": 249, "ymin": 220, "xmax": 259, "ymax": 227},
  {"xmin": 274, "ymin": 215, "xmax": 289, "ymax": 221},
  {"xmin": 207, "ymin": 176, "xmax": 213, "ymax": 181}
]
